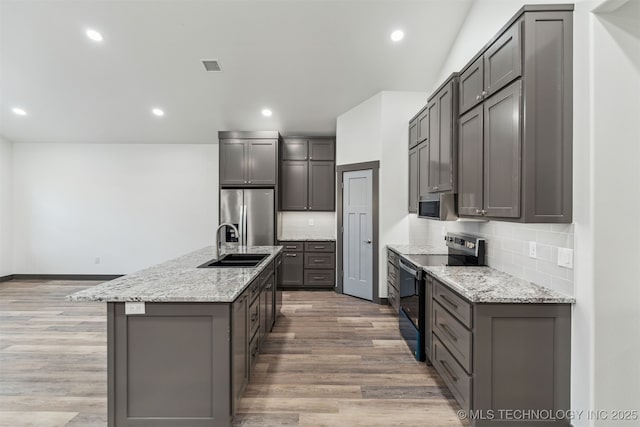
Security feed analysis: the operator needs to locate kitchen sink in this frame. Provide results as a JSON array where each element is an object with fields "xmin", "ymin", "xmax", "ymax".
[{"xmin": 198, "ymin": 253, "xmax": 268, "ymax": 268}]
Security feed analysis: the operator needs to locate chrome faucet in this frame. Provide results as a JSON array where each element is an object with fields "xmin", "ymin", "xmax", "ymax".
[{"xmin": 215, "ymin": 223, "xmax": 240, "ymax": 259}]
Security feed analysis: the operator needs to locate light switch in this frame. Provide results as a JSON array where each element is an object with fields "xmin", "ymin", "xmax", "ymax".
[
  {"xmin": 557, "ymin": 248, "xmax": 573, "ymax": 269},
  {"xmin": 528, "ymin": 242, "xmax": 537, "ymax": 258},
  {"xmin": 125, "ymin": 302, "xmax": 145, "ymax": 315}
]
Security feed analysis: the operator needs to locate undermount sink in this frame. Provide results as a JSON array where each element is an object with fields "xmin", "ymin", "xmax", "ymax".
[{"xmin": 198, "ymin": 253, "xmax": 268, "ymax": 268}]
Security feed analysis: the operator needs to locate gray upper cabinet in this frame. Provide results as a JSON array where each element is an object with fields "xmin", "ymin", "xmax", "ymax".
[
  {"xmin": 417, "ymin": 107, "xmax": 429, "ymax": 144},
  {"xmin": 218, "ymin": 132, "xmax": 279, "ymax": 187},
  {"xmin": 282, "ymin": 138, "xmax": 308, "ymax": 160},
  {"xmin": 459, "ymin": 57, "xmax": 484, "ymax": 115},
  {"xmin": 309, "ymin": 139, "xmax": 335, "ymax": 161},
  {"xmin": 458, "ymin": 20, "xmax": 522, "ymax": 115},
  {"xmin": 309, "ymin": 161, "xmax": 335, "ymax": 211},
  {"xmin": 281, "ymin": 161, "xmax": 308, "ymax": 211},
  {"xmin": 456, "ymin": 6, "xmax": 573, "ymax": 223},
  {"xmin": 408, "ymin": 147, "xmax": 418, "ymax": 213},
  {"xmin": 247, "ymin": 140, "xmax": 277, "ymax": 185},
  {"xmin": 458, "ymin": 106, "xmax": 484, "ymax": 217},
  {"xmin": 417, "ymin": 141, "xmax": 430, "ymax": 200},
  {"xmin": 484, "ymin": 23, "xmax": 522, "ymax": 98},
  {"xmin": 483, "ymin": 80, "xmax": 521, "ymax": 218},
  {"xmin": 280, "ymin": 137, "xmax": 335, "ymax": 211},
  {"xmin": 408, "ymin": 119, "xmax": 418, "ymax": 148},
  {"xmin": 426, "ymin": 74, "xmax": 459, "ymax": 194}
]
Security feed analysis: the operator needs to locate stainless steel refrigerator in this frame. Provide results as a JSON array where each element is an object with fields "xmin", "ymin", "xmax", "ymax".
[{"xmin": 220, "ymin": 189, "xmax": 275, "ymax": 246}]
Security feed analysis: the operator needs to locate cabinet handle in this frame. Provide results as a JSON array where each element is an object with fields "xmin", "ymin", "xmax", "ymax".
[
  {"xmin": 286, "ymin": 245, "xmax": 297, "ymax": 249},
  {"xmin": 440, "ymin": 360, "xmax": 459, "ymax": 382},
  {"xmin": 303, "ymin": 207, "xmax": 307, "ymax": 210},
  {"xmin": 440, "ymin": 294, "xmax": 459, "ymax": 310},
  {"xmin": 476, "ymin": 95, "xmax": 482, "ymax": 101},
  {"xmin": 314, "ymin": 259, "xmax": 325, "ymax": 263},
  {"xmin": 475, "ymin": 209, "xmax": 482, "ymax": 214},
  {"xmin": 439, "ymin": 323, "xmax": 458, "ymax": 342},
  {"xmin": 313, "ymin": 246, "xmax": 325, "ymax": 249},
  {"xmin": 481, "ymin": 90, "xmax": 488, "ymax": 96},
  {"xmin": 244, "ymin": 180, "xmax": 248, "ymax": 184},
  {"xmin": 248, "ymin": 180, "xmax": 252, "ymax": 184},
  {"xmin": 286, "ymin": 253, "xmax": 297, "ymax": 257},
  {"xmin": 313, "ymin": 276, "xmax": 324, "ymax": 280},
  {"xmin": 433, "ymin": 186, "xmax": 439, "ymax": 190},
  {"xmin": 309, "ymin": 156, "xmax": 313, "ymax": 160}
]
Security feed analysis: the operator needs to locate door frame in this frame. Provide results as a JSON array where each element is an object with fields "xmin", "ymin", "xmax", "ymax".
[{"xmin": 336, "ymin": 161, "xmax": 380, "ymax": 303}]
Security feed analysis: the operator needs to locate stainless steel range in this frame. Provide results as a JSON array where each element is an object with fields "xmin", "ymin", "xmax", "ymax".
[{"xmin": 398, "ymin": 233, "xmax": 486, "ymax": 362}]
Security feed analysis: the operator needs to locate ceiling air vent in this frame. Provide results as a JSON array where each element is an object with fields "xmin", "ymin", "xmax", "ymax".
[{"xmin": 202, "ymin": 60, "xmax": 222, "ymax": 72}]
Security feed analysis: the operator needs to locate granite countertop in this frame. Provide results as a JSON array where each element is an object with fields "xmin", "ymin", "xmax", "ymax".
[
  {"xmin": 423, "ymin": 266, "xmax": 575, "ymax": 304},
  {"xmin": 68, "ymin": 245, "xmax": 282, "ymax": 303},
  {"xmin": 278, "ymin": 236, "xmax": 336, "ymax": 241},
  {"xmin": 387, "ymin": 244, "xmax": 448, "ymax": 255}
]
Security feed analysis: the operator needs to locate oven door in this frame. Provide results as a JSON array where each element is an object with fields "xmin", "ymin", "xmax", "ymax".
[{"xmin": 398, "ymin": 259, "xmax": 425, "ymax": 361}]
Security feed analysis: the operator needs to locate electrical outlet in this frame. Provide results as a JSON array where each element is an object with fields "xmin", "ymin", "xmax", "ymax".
[
  {"xmin": 125, "ymin": 302, "xmax": 145, "ymax": 315},
  {"xmin": 309, "ymin": 218, "xmax": 315, "ymax": 226},
  {"xmin": 528, "ymin": 242, "xmax": 537, "ymax": 258},
  {"xmin": 94, "ymin": 257, "xmax": 101, "ymax": 265},
  {"xmin": 557, "ymin": 248, "xmax": 574, "ymax": 269}
]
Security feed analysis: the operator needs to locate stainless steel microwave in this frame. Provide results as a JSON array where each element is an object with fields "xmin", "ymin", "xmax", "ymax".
[{"xmin": 418, "ymin": 193, "xmax": 458, "ymax": 221}]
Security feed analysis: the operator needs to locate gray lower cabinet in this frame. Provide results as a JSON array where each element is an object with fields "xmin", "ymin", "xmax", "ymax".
[
  {"xmin": 408, "ymin": 147, "xmax": 418, "ymax": 213},
  {"xmin": 428, "ymin": 275, "xmax": 571, "ymax": 426},
  {"xmin": 279, "ymin": 240, "xmax": 335, "ymax": 289},
  {"xmin": 386, "ymin": 249, "xmax": 400, "ymax": 312},
  {"xmin": 108, "ymin": 260, "xmax": 278, "ymax": 427},
  {"xmin": 281, "ymin": 137, "xmax": 335, "ymax": 211},
  {"xmin": 455, "ymin": 6, "xmax": 573, "ymax": 223},
  {"xmin": 218, "ymin": 132, "xmax": 279, "ymax": 187}
]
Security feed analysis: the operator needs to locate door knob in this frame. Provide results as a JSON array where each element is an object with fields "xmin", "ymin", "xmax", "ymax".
[{"xmin": 365, "ymin": 239, "xmax": 372, "ymax": 244}]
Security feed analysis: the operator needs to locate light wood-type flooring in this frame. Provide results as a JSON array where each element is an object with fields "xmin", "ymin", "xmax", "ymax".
[{"xmin": 0, "ymin": 280, "xmax": 466, "ymax": 427}]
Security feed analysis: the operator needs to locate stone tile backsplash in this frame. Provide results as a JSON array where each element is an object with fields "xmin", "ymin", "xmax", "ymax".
[
  {"xmin": 278, "ymin": 212, "xmax": 337, "ymax": 240},
  {"xmin": 408, "ymin": 216, "xmax": 575, "ymax": 296}
]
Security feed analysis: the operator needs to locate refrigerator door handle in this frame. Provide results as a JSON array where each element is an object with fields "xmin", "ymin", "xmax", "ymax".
[{"xmin": 242, "ymin": 204, "xmax": 248, "ymax": 246}]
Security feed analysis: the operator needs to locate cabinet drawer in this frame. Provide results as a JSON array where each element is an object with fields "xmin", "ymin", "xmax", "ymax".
[
  {"xmin": 387, "ymin": 249, "xmax": 399, "ymax": 266},
  {"xmin": 249, "ymin": 334, "xmax": 260, "ymax": 373},
  {"xmin": 249, "ymin": 297, "xmax": 260, "ymax": 339},
  {"xmin": 387, "ymin": 261, "xmax": 399, "ymax": 284},
  {"xmin": 433, "ymin": 280, "xmax": 472, "ymax": 328},
  {"xmin": 433, "ymin": 335, "xmax": 471, "ymax": 413},
  {"xmin": 304, "ymin": 253, "xmax": 335, "ymax": 269},
  {"xmin": 433, "ymin": 301, "xmax": 472, "ymax": 373},
  {"xmin": 304, "ymin": 241, "xmax": 335, "ymax": 252},
  {"xmin": 303, "ymin": 269, "xmax": 335, "ymax": 287},
  {"xmin": 387, "ymin": 282, "xmax": 399, "ymax": 312},
  {"xmin": 280, "ymin": 242, "xmax": 304, "ymax": 252}
]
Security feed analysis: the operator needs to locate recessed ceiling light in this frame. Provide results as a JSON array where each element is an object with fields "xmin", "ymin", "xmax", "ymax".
[
  {"xmin": 390, "ymin": 30, "xmax": 405, "ymax": 42},
  {"xmin": 261, "ymin": 109, "xmax": 272, "ymax": 117},
  {"xmin": 12, "ymin": 107, "xmax": 27, "ymax": 116},
  {"xmin": 86, "ymin": 29, "xmax": 103, "ymax": 42},
  {"xmin": 151, "ymin": 108, "xmax": 165, "ymax": 117}
]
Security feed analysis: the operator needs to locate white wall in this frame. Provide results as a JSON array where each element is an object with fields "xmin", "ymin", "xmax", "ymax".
[
  {"xmin": 427, "ymin": 0, "xmax": 640, "ymax": 425},
  {"xmin": 337, "ymin": 91, "xmax": 428, "ymax": 298},
  {"xmin": 278, "ymin": 212, "xmax": 336, "ymax": 240},
  {"xmin": 12, "ymin": 143, "xmax": 218, "ymax": 274},
  {"xmin": 0, "ymin": 136, "xmax": 13, "ymax": 277}
]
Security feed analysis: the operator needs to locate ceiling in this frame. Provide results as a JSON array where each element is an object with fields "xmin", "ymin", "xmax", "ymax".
[{"xmin": 0, "ymin": 0, "xmax": 472, "ymax": 144}]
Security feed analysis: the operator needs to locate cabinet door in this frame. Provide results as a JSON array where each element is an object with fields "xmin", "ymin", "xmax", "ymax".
[
  {"xmin": 282, "ymin": 139, "xmax": 308, "ymax": 160},
  {"xmin": 436, "ymin": 82, "xmax": 454, "ymax": 192},
  {"xmin": 484, "ymin": 23, "xmax": 522, "ymax": 97},
  {"xmin": 281, "ymin": 161, "xmax": 308, "ymax": 211},
  {"xmin": 409, "ymin": 119, "xmax": 418, "ymax": 148},
  {"xmin": 281, "ymin": 252, "xmax": 304, "ymax": 286},
  {"xmin": 265, "ymin": 276, "xmax": 274, "ymax": 332},
  {"xmin": 459, "ymin": 56, "xmax": 484, "ymax": 114},
  {"xmin": 483, "ymin": 80, "xmax": 521, "ymax": 218},
  {"xmin": 417, "ymin": 142, "xmax": 430, "ymax": 200},
  {"xmin": 309, "ymin": 139, "xmax": 335, "ymax": 161},
  {"xmin": 232, "ymin": 293, "xmax": 248, "ymax": 413},
  {"xmin": 408, "ymin": 147, "xmax": 418, "ymax": 213},
  {"xmin": 308, "ymin": 161, "xmax": 335, "ymax": 211},
  {"xmin": 220, "ymin": 140, "xmax": 247, "ymax": 185},
  {"xmin": 458, "ymin": 105, "xmax": 484, "ymax": 216},
  {"xmin": 247, "ymin": 140, "xmax": 277, "ymax": 185},
  {"xmin": 427, "ymin": 100, "xmax": 440, "ymax": 192},
  {"xmin": 417, "ymin": 108, "xmax": 429, "ymax": 143}
]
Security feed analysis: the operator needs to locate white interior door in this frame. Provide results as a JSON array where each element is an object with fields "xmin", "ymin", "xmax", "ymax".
[{"xmin": 343, "ymin": 169, "xmax": 373, "ymax": 301}]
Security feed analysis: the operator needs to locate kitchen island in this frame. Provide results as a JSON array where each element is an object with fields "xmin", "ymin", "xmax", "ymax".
[{"xmin": 69, "ymin": 245, "xmax": 283, "ymax": 427}]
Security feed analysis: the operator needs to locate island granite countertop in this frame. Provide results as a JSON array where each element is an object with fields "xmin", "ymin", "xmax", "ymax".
[
  {"xmin": 68, "ymin": 245, "xmax": 282, "ymax": 303},
  {"xmin": 423, "ymin": 265, "xmax": 575, "ymax": 304},
  {"xmin": 387, "ymin": 243, "xmax": 447, "ymax": 255}
]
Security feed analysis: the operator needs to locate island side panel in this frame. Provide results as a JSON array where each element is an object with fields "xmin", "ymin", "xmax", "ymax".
[{"xmin": 109, "ymin": 302, "xmax": 231, "ymax": 427}]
